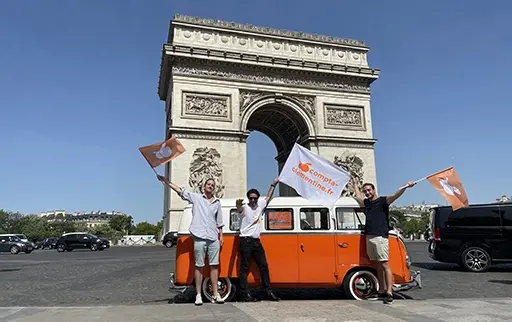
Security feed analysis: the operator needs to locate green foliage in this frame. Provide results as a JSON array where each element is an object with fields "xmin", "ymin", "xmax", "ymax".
[
  {"xmin": 109, "ymin": 214, "xmax": 134, "ymax": 234},
  {"xmin": 0, "ymin": 209, "xmax": 163, "ymax": 240},
  {"xmin": 390, "ymin": 209, "xmax": 431, "ymax": 237}
]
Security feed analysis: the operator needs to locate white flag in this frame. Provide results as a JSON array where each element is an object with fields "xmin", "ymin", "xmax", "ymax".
[{"xmin": 278, "ymin": 143, "xmax": 351, "ymax": 206}]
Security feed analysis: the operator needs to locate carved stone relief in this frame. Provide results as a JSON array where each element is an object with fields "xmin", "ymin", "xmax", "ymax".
[
  {"xmin": 325, "ymin": 105, "xmax": 364, "ymax": 129},
  {"xmin": 188, "ymin": 147, "xmax": 225, "ymax": 198},
  {"xmin": 183, "ymin": 92, "xmax": 230, "ymax": 119},
  {"xmin": 239, "ymin": 89, "xmax": 315, "ymax": 120},
  {"xmin": 172, "ymin": 63, "xmax": 371, "ymax": 94},
  {"xmin": 333, "ymin": 153, "xmax": 364, "ymax": 197},
  {"xmin": 239, "ymin": 90, "xmax": 267, "ymax": 115}
]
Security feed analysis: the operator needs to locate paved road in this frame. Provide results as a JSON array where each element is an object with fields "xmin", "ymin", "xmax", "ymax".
[{"xmin": 1, "ymin": 242, "xmax": 512, "ymax": 306}]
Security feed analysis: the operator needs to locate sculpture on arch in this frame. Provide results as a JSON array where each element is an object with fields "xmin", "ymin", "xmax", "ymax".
[
  {"xmin": 333, "ymin": 153, "xmax": 365, "ymax": 197},
  {"xmin": 188, "ymin": 147, "xmax": 225, "ymax": 198}
]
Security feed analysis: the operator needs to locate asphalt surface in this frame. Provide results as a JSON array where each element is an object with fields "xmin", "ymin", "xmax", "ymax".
[{"xmin": 1, "ymin": 242, "xmax": 512, "ymax": 306}]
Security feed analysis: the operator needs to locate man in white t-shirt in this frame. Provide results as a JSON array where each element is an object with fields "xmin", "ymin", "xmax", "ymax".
[{"xmin": 235, "ymin": 178, "xmax": 280, "ymax": 302}]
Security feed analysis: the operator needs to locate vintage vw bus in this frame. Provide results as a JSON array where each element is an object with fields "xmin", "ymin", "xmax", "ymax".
[{"xmin": 169, "ymin": 196, "xmax": 421, "ymax": 302}]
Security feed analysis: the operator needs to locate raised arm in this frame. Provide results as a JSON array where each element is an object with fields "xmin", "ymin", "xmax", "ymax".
[
  {"xmin": 235, "ymin": 198, "xmax": 245, "ymax": 217},
  {"xmin": 350, "ymin": 176, "xmax": 365, "ymax": 206},
  {"xmin": 265, "ymin": 178, "xmax": 279, "ymax": 202},
  {"xmin": 386, "ymin": 181, "xmax": 416, "ymax": 205},
  {"xmin": 157, "ymin": 175, "xmax": 183, "ymax": 196}
]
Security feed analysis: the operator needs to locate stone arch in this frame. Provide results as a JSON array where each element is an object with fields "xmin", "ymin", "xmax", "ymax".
[{"xmin": 240, "ymin": 93, "xmax": 316, "ymax": 153}]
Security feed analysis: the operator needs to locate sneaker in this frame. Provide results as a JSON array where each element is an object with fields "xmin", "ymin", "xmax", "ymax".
[
  {"xmin": 195, "ymin": 294, "xmax": 203, "ymax": 306},
  {"xmin": 383, "ymin": 293, "xmax": 393, "ymax": 304},
  {"xmin": 213, "ymin": 293, "xmax": 224, "ymax": 304},
  {"xmin": 367, "ymin": 292, "xmax": 385, "ymax": 301}
]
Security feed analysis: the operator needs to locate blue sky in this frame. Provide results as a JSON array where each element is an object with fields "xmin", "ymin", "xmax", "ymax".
[{"xmin": 1, "ymin": 1, "xmax": 511, "ymax": 223}]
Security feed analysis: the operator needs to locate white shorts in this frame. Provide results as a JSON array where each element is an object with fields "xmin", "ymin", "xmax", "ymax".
[
  {"xmin": 192, "ymin": 235, "xmax": 220, "ymax": 267},
  {"xmin": 366, "ymin": 235, "xmax": 389, "ymax": 261}
]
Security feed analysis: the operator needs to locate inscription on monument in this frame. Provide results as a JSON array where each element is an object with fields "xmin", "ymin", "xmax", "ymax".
[
  {"xmin": 188, "ymin": 147, "xmax": 225, "ymax": 198},
  {"xmin": 182, "ymin": 92, "xmax": 231, "ymax": 120},
  {"xmin": 325, "ymin": 104, "xmax": 365, "ymax": 129}
]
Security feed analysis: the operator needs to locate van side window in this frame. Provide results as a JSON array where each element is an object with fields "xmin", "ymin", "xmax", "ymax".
[
  {"xmin": 265, "ymin": 208, "xmax": 294, "ymax": 230},
  {"xmin": 448, "ymin": 207, "xmax": 501, "ymax": 227},
  {"xmin": 335, "ymin": 207, "xmax": 366, "ymax": 230},
  {"xmin": 229, "ymin": 208, "xmax": 240, "ymax": 231},
  {"xmin": 299, "ymin": 208, "xmax": 330, "ymax": 230}
]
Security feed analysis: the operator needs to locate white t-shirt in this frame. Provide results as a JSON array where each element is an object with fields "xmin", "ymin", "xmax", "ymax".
[{"xmin": 239, "ymin": 198, "xmax": 268, "ymax": 238}]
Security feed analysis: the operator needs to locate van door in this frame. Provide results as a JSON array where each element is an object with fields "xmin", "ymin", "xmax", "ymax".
[
  {"xmin": 334, "ymin": 208, "xmax": 371, "ymax": 277},
  {"xmin": 446, "ymin": 206, "xmax": 505, "ymax": 259},
  {"xmin": 297, "ymin": 207, "xmax": 336, "ymax": 284},
  {"xmin": 261, "ymin": 208, "xmax": 299, "ymax": 284},
  {"xmin": 498, "ymin": 204, "xmax": 512, "ymax": 260}
]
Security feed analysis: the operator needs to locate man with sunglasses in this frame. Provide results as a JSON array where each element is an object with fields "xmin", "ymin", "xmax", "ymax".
[
  {"xmin": 235, "ymin": 178, "xmax": 280, "ymax": 302},
  {"xmin": 351, "ymin": 177, "xmax": 415, "ymax": 304}
]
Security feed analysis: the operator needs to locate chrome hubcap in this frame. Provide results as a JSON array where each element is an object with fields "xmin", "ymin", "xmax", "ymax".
[
  {"xmin": 465, "ymin": 249, "xmax": 488, "ymax": 271},
  {"xmin": 352, "ymin": 273, "xmax": 378, "ymax": 299}
]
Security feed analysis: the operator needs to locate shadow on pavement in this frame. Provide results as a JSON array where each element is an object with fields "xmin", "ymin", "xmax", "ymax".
[
  {"xmin": 413, "ymin": 262, "xmax": 512, "ymax": 272},
  {"xmin": 412, "ymin": 262, "xmax": 460, "ymax": 271},
  {"xmin": 489, "ymin": 280, "xmax": 512, "ymax": 285},
  {"xmin": 0, "ymin": 268, "xmax": 21, "ymax": 272},
  {"xmin": 164, "ymin": 287, "xmax": 416, "ymax": 304}
]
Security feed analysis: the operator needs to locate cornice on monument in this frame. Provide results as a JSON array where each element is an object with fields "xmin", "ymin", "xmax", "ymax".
[
  {"xmin": 158, "ymin": 54, "xmax": 376, "ymax": 100},
  {"xmin": 168, "ymin": 126, "xmax": 249, "ymax": 142},
  {"xmin": 165, "ymin": 44, "xmax": 379, "ymax": 77},
  {"xmin": 313, "ymin": 135, "xmax": 377, "ymax": 149},
  {"xmin": 171, "ymin": 14, "xmax": 369, "ymax": 49}
]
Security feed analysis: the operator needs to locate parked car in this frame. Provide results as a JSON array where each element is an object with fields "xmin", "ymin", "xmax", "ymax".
[
  {"xmin": 162, "ymin": 231, "xmax": 177, "ymax": 248},
  {"xmin": 56, "ymin": 232, "xmax": 109, "ymax": 252},
  {"xmin": 0, "ymin": 234, "xmax": 34, "ymax": 254},
  {"xmin": 40, "ymin": 237, "xmax": 58, "ymax": 249},
  {"xmin": 429, "ymin": 202, "xmax": 512, "ymax": 272}
]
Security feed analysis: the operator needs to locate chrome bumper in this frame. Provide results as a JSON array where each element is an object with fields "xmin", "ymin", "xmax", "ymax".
[
  {"xmin": 392, "ymin": 270, "xmax": 422, "ymax": 292},
  {"xmin": 168, "ymin": 272, "xmax": 187, "ymax": 293}
]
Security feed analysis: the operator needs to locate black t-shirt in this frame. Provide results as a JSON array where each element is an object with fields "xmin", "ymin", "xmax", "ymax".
[{"xmin": 363, "ymin": 196, "xmax": 390, "ymax": 237}]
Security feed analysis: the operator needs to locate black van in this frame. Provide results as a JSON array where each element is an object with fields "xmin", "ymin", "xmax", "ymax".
[{"xmin": 429, "ymin": 202, "xmax": 512, "ymax": 272}]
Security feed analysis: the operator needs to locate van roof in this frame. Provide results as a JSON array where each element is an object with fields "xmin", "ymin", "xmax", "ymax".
[
  {"xmin": 433, "ymin": 202, "xmax": 512, "ymax": 210},
  {"xmin": 183, "ymin": 196, "xmax": 361, "ymax": 208}
]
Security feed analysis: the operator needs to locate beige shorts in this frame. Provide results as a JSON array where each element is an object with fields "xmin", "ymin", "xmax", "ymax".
[{"xmin": 366, "ymin": 235, "xmax": 389, "ymax": 261}]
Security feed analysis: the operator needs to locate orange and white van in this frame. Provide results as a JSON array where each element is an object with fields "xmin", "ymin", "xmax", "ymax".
[{"xmin": 169, "ymin": 196, "xmax": 421, "ymax": 301}]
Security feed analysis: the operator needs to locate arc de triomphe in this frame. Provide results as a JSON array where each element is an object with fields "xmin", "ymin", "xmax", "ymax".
[{"xmin": 158, "ymin": 15, "xmax": 380, "ymax": 233}]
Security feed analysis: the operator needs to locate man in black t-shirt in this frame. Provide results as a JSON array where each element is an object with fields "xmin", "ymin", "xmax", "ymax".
[{"xmin": 350, "ymin": 176, "xmax": 415, "ymax": 304}]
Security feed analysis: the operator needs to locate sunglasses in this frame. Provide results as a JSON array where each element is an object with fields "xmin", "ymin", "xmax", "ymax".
[{"xmin": 248, "ymin": 197, "xmax": 258, "ymax": 201}]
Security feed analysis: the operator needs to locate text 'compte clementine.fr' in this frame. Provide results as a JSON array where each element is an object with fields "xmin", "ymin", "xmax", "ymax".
[{"xmin": 292, "ymin": 162, "xmax": 339, "ymax": 195}]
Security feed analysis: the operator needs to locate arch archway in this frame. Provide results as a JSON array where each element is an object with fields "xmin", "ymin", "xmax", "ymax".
[
  {"xmin": 241, "ymin": 94, "xmax": 315, "ymax": 196},
  {"xmin": 159, "ymin": 15, "xmax": 380, "ymax": 233}
]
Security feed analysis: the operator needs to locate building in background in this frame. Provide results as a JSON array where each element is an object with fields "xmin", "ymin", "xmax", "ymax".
[
  {"xmin": 391, "ymin": 203, "xmax": 440, "ymax": 220},
  {"xmin": 39, "ymin": 210, "xmax": 126, "ymax": 228}
]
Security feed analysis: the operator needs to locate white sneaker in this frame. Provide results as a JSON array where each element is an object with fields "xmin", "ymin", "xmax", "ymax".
[
  {"xmin": 195, "ymin": 294, "xmax": 203, "ymax": 306},
  {"xmin": 213, "ymin": 293, "xmax": 224, "ymax": 304}
]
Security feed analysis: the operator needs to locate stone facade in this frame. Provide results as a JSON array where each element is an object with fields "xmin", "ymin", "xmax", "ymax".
[{"xmin": 158, "ymin": 15, "xmax": 380, "ymax": 232}]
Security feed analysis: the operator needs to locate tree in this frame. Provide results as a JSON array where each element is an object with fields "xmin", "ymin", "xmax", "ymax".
[
  {"xmin": 131, "ymin": 221, "xmax": 159, "ymax": 235},
  {"xmin": 109, "ymin": 214, "xmax": 133, "ymax": 234},
  {"xmin": 90, "ymin": 224, "xmax": 121, "ymax": 238}
]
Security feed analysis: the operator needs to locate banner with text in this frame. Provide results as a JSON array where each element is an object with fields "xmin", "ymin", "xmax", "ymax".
[{"xmin": 278, "ymin": 143, "xmax": 350, "ymax": 206}]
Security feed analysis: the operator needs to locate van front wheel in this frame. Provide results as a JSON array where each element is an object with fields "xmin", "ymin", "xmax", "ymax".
[
  {"xmin": 201, "ymin": 277, "xmax": 236, "ymax": 303},
  {"xmin": 343, "ymin": 269, "xmax": 379, "ymax": 300}
]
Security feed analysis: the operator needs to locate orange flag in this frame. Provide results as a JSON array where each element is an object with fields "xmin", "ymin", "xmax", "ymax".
[
  {"xmin": 427, "ymin": 167, "xmax": 468, "ymax": 210},
  {"xmin": 138, "ymin": 136, "xmax": 186, "ymax": 168}
]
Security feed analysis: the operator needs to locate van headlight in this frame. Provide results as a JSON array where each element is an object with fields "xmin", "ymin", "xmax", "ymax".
[{"xmin": 406, "ymin": 255, "xmax": 411, "ymax": 268}]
